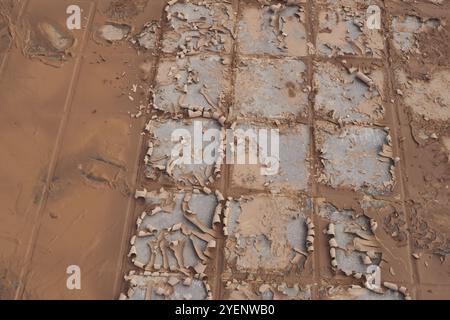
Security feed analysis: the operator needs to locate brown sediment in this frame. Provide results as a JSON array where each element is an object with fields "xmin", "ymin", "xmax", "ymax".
[
  {"xmin": 0, "ymin": 0, "xmax": 166, "ymax": 300},
  {"xmin": 0, "ymin": 0, "xmax": 449, "ymax": 300}
]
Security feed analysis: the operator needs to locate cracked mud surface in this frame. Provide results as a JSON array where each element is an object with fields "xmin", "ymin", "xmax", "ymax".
[{"xmin": 0, "ymin": 0, "xmax": 449, "ymax": 300}]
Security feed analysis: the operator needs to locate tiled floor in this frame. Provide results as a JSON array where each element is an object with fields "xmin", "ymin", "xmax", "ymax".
[
  {"xmin": 0, "ymin": 0, "xmax": 448, "ymax": 300},
  {"xmin": 120, "ymin": 0, "xmax": 450, "ymax": 300}
]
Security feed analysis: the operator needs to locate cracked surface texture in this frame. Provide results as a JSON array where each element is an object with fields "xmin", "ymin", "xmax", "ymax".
[{"xmin": 0, "ymin": 0, "xmax": 448, "ymax": 300}]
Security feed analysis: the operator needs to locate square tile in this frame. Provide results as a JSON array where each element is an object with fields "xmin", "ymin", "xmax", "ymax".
[
  {"xmin": 319, "ymin": 284, "xmax": 405, "ymax": 300},
  {"xmin": 224, "ymin": 195, "xmax": 313, "ymax": 275},
  {"xmin": 145, "ymin": 119, "xmax": 222, "ymax": 184},
  {"xmin": 162, "ymin": 1, "xmax": 235, "ymax": 54},
  {"xmin": 314, "ymin": 62, "xmax": 385, "ymax": 123},
  {"xmin": 131, "ymin": 189, "xmax": 219, "ymax": 274},
  {"xmin": 389, "ymin": 10, "xmax": 448, "ymax": 65},
  {"xmin": 360, "ymin": 199, "xmax": 413, "ymax": 283},
  {"xmin": 318, "ymin": 200, "xmax": 413, "ymax": 283},
  {"xmin": 395, "ymin": 68, "xmax": 450, "ymax": 122},
  {"xmin": 122, "ymin": 273, "xmax": 210, "ymax": 300},
  {"xmin": 154, "ymin": 55, "xmax": 231, "ymax": 115},
  {"xmin": 391, "ymin": 15, "xmax": 441, "ymax": 53},
  {"xmin": 238, "ymin": 4, "xmax": 308, "ymax": 57},
  {"xmin": 223, "ymin": 280, "xmax": 312, "ymax": 300},
  {"xmin": 315, "ymin": 121, "xmax": 394, "ymax": 195},
  {"xmin": 234, "ymin": 58, "xmax": 309, "ymax": 120},
  {"xmin": 319, "ymin": 203, "xmax": 381, "ymax": 275},
  {"xmin": 316, "ymin": 0, "xmax": 384, "ymax": 57},
  {"xmin": 230, "ymin": 123, "xmax": 311, "ymax": 192}
]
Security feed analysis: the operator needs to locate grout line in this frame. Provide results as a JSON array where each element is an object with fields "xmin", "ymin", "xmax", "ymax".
[
  {"xmin": 305, "ymin": 0, "xmax": 322, "ymax": 300},
  {"xmin": 212, "ymin": 0, "xmax": 242, "ymax": 301}
]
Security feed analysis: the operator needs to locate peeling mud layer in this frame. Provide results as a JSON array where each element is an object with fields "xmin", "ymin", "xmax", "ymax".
[
  {"xmin": 316, "ymin": 0, "xmax": 385, "ymax": 58},
  {"xmin": 315, "ymin": 121, "xmax": 395, "ymax": 195},
  {"xmin": 0, "ymin": 0, "xmax": 449, "ymax": 301},
  {"xmin": 223, "ymin": 195, "xmax": 312, "ymax": 275}
]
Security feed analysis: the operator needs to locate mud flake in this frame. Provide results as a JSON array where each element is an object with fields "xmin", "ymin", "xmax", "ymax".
[
  {"xmin": 392, "ymin": 15, "xmax": 441, "ymax": 53},
  {"xmin": 154, "ymin": 55, "xmax": 230, "ymax": 115},
  {"xmin": 321, "ymin": 285, "xmax": 404, "ymax": 300},
  {"xmin": 163, "ymin": 2, "xmax": 234, "ymax": 54},
  {"xmin": 146, "ymin": 119, "xmax": 221, "ymax": 184},
  {"xmin": 396, "ymin": 68, "xmax": 450, "ymax": 121},
  {"xmin": 122, "ymin": 274, "xmax": 209, "ymax": 300},
  {"xmin": 132, "ymin": 190, "xmax": 217, "ymax": 273},
  {"xmin": 38, "ymin": 21, "xmax": 74, "ymax": 51},
  {"xmin": 224, "ymin": 280, "xmax": 312, "ymax": 300},
  {"xmin": 319, "ymin": 203, "xmax": 381, "ymax": 274}
]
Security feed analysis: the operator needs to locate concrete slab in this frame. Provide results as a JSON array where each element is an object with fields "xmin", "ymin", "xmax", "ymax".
[
  {"xmin": 132, "ymin": 189, "xmax": 217, "ymax": 272},
  {"xmin": 316, "ymin": 0, "xmax": 384, "ymax": 57},
  {"xmin": 319, "ymin": 203, "xmax": 380, "ymax": 275},
  {"xmin": 123, "ymin": 273, "xmax": 209, "ymax": 300},
  {"xmin": 392, "ymin": 15, "xmax": 441, "ymax": 53},
  {"xmin": 238, "ymin": 4, "xmax": 308, "ymax": 57},
  {"xmin": 234, "ymin": 58, "xmax": 308, "ymax": 120},
  {"xmin": 315, "ymin": 121, "xmax": 394, "ymax": 195},
  {"xmin": 230, "ymin": 123, "xmax": 310, "ymax": 192},
  {"xmin": 314, "ymin": 62, "xmax": 385, "ymax": 123},
  {"xmin": 162, "ymin": 1, "xmax": 235, "ymax": 54},
  {"xmin": 154, "ymin": 55, "xmax": 230, "ymax": 115},
  {"xmin": 318, "ymin": 199, "xmax": 414, "ymax": 284},
  {"xmin": 395, "ymin": 68, "xmax": 450, "ymax": 121},
  {"xmin": 145, "ymin": 119, "xmax": 222, "ymax": 184},
  {"xmin": 224, "ymin": 195, "xmax": 312, "ymax": 274},
  {"xmin": 321, "ymin": 285, "xmax": 404, "ymax": 300},
  {"xmin": 224, "ymin": 280, "xmax": 312, "ymax": 300}
]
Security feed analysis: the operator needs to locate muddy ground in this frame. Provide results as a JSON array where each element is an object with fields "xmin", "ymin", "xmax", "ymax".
[{"xmin": 0, "ymin": 0, "xmax": 448, "ymax": 300}]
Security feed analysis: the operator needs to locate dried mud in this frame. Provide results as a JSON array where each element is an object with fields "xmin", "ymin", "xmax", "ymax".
[{"xmin": 0, "ymin": 0, "xmax": 448, "ymax": 300}]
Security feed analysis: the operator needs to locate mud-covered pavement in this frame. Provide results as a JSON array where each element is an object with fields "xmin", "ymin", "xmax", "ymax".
[{"xmin": 0, "ymin": 0, "xmax": 449, "ymax": 300}]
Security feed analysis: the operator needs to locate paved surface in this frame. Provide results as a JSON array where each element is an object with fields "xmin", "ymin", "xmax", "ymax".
[{"xmin": 0, "ymin": 0, "xmax": 448, "ymax": 300}]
